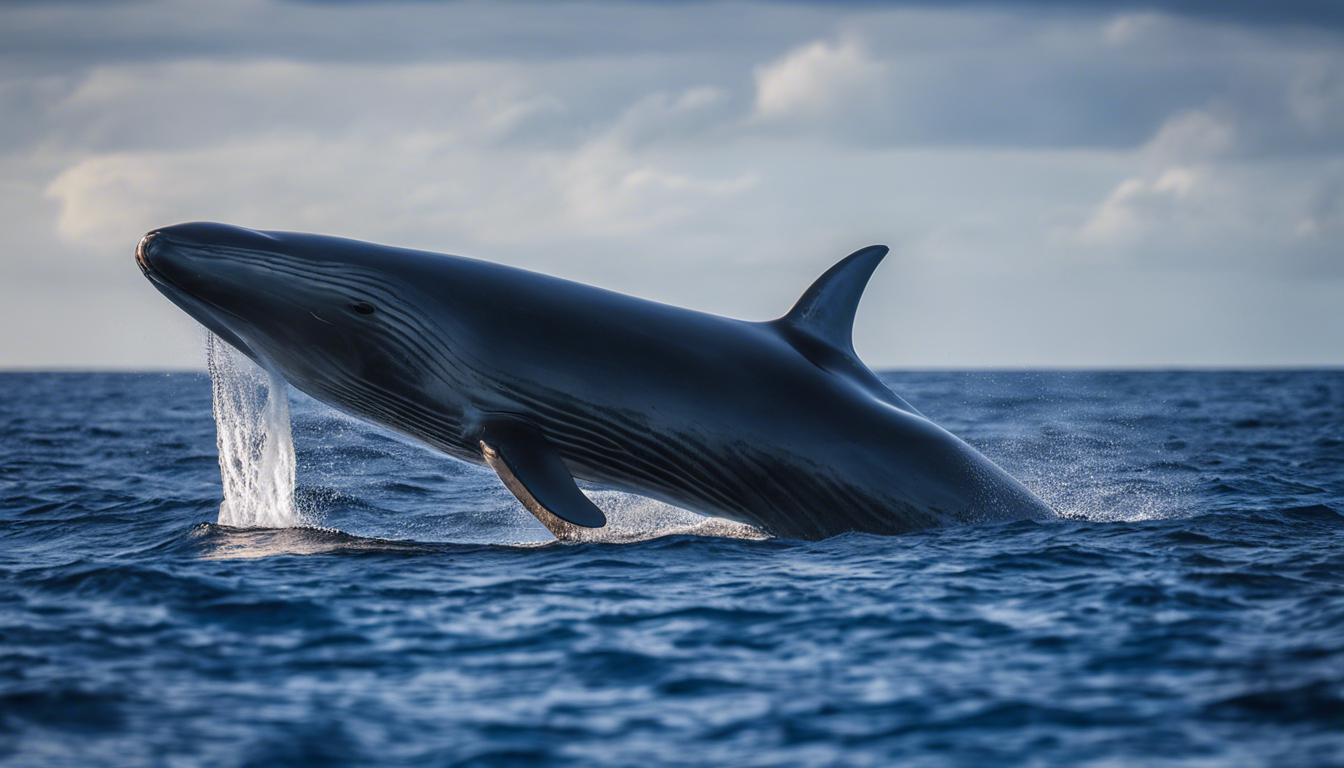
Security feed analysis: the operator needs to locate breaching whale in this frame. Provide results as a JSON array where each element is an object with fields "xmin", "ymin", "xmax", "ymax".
[{"xmin": 137, "ymin": 223, "xmax": 1054, "ymax": 540}]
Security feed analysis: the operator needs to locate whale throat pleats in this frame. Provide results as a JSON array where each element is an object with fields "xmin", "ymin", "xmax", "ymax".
[
  {"xmin": 780, "ymin": 245, "xmax": 889, "ymax": 358},
  {"xmin": 480, "ymin": 419, "xmax": 608, "ymax": 539}
]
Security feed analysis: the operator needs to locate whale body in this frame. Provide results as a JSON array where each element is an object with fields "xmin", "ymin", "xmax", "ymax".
[{"xmin": 137, "ymin": 223, "xmax": 1054, "ymax": 540}]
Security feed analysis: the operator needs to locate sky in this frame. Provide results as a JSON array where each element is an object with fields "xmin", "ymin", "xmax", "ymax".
[{"xmin": 2, "ymin": 0, "xmax": 1341, "ymax": 370}]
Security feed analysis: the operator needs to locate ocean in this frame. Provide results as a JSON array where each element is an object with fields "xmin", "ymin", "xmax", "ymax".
[{"xmin": 1, "ymin": 369, "xmax": 1341, "ymax": 766}]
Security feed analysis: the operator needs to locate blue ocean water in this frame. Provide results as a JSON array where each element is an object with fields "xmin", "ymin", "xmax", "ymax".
[{"xmin": 1, "ymin": 370, "xmax": 1342, "ymax": 767}]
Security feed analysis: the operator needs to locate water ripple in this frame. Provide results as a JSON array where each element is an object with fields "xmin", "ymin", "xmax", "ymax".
[{"xmin": 0, "ymin": 371, "xmax": 1342, "ymax": 766}]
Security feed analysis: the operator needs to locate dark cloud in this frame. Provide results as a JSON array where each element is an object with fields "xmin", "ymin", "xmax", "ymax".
[
  {"xmin": 658, "ymin": 0, "xmax": 1344, "ymax": 31},
  {"xmin": 0, "ymin": 1, "xmax": 826, "ymax": 71},
  {"xmin": 954, "ymin": 1, "xmax": 1344, "ymax": 30},
  {"xmin": 285, "ymin": 0, "xmax": 1344, "ymax": 31}
]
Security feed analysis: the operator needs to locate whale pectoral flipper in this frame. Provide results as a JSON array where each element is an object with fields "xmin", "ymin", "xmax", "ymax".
[{"xmin": 480, "ymin": 420, "xmax": 608, "ymax": 539}]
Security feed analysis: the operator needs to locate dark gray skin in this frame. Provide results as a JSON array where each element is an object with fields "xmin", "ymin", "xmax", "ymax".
[{"xmin": 137, "ymin": 222, "xmax": 1054, "ymax": 540}]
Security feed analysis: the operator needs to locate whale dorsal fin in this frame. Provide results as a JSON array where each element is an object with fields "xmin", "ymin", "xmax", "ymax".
[
  {"xmin": 775, "ymin": 245, "xmax": 925, "ymax": 417},
  {"xmin": 780, "ymin": 245, "xmax": 888, "ymax": 357},
  {"xmin": 480, "ymin": 420, "xmax": 607, "ymax": 539}
]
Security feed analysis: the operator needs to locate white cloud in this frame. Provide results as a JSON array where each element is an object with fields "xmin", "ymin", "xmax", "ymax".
[
  {"xmin": 752, "ymin": 36, "xmax": 885, "ymax": 123},
  {"xmin": 1102, "ymin": 13, "xmax": 1168, "ymax": 46},
  {"xmin": 1076, "ymin": 167, "xmax": 1222, "ymax": 244},
  {"xmin": 1075, "ymin": 110, "xmax": 1239, "ymax": 246},
  {"xmin": 605, "ymin": 87, "xmax": 730, "ymax": 146},
  {"xmin": 549, "ymin": 135, "xmax": 757, "ymax": 238},
  {"xmin": 1141, "ymin": 109, "xmax": 1237, "ymax": 164},
  {"xmin": 45, "ymin": 152, "xmax": 181, "ymax": 247}
]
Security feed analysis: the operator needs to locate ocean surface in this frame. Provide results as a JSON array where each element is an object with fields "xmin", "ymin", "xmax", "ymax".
[{"xmin": 2, "ymin": 369, "xmax": 1342, "ymax": 767}]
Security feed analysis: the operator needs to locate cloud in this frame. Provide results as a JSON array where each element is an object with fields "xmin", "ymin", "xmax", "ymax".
[
  {"xmin": 36, "ymin": 58, "xmax": 564, "ymax": 155},
  {"xmin": 1102, "ymin": 13, "xmax": 1168, "ymax": 46},
  {"xmin": 604, "ymin": 87, "xmax": 732, "ymax": 147},
  {"xmin": 550, "ymin": 133, "xmax": 758, "ymax": 239},
  {"xmin": 1068, "ymin": 106, "xmax": 1344, "ymax": 279},
  {"xmin": 752, "ymin": 36, "xmax": 886, "ymax": 123},
  {"xmin": 4, "ymin": 1, "xmax": 1344, "ymax": 368},
  {"xmin": 1073, "ymin": 110, "xmax": 1237, "ymax": 245},
  {"xmin": 41, "ymin": 86, "xmax": 757, "ymax": 257},
  {"xmin": 1296, "ymin": 172, "xmax": 1344, "ymax": 238},
  {"xmin": 1140, "ymin": 109, "xmax": 1237, "ymax": 164},
  {"xmin": 1288, "ymin": 55, "xmax": 1344, "ymax": 136},
  {"xmin": 1076, "ymin": 167, "xmax": 1225, "ymax": 245}
]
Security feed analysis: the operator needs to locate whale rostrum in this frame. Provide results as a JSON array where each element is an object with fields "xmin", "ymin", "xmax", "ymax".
[{"xmin": 137, "ymin": 223, "xmax": 1055, "ymax": 540}]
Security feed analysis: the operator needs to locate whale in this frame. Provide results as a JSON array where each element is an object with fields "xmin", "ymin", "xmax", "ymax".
[{"xmin": 136, "ymin": 222, "xmax": 1055, "ymax": 540}]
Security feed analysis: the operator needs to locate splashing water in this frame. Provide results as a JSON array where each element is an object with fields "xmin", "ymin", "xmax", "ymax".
[
  {"xmin": 206, "ymin": 333, "xmax": 306, "ymax": 528},
  {"xmin": 550, "ymin": 490, "xmax": 769, "ymax": 544}
]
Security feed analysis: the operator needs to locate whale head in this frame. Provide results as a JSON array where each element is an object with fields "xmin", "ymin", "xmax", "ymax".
[{"xmin": 136, "ymin": 221, "xmax": 463, "ymax": 435}]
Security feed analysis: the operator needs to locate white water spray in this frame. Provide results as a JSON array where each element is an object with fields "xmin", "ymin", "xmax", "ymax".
[{"xmin": 206, "ymin": 333, "xmax": 306, "ymax": 528}]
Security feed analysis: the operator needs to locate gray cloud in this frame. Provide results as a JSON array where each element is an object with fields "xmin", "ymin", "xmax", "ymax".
[{"xmin": 1, "ymin": 0, "xmax": 1342, "ymax": 368}]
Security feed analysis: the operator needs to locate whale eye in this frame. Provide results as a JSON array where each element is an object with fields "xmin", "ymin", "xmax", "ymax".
[{"xmin": 351, "ymin": 301, "xmax": 376, "ymax": 315}]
